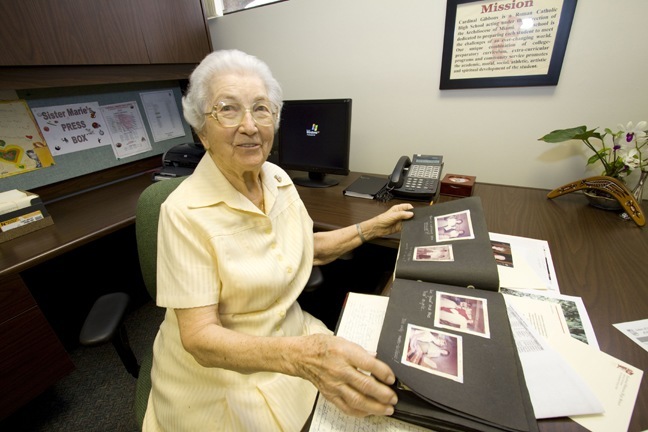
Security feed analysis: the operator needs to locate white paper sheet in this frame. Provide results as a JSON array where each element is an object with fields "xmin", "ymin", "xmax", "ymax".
[
  {"xmin": 613, "ymin": 318, "xmax": 648, "ymax": 353},
  {"xmin": 501, "ymin": 288, "xmax": 599, "ymax": 349},
  {"xmin": 0, "ymin": 190, "xmax": 31, "ymax": 215},
  {"xmin": 549, "ymin": 336, "xmax": 643, "ymax": 432},
  {"xmin": 489, "ymin": 232, "xmax": 560, "ymax": 292},
  {"xmin": 31, "ymin": 101, "xmax": 112, "ymax": 155},
  {"xmin": 140, "ymin": 89, "xmax": 185, "ymax": 143},
  {"xmin": 308, "ymin": 293, "xmax": 430, "ymax": 432},
  {"xmin": 100, "ymin": 101, "xmax": 151, "ymax": 159},
  {"xmin": 506, "ymin": 305, "xmax": 603, "ymax": 419}
]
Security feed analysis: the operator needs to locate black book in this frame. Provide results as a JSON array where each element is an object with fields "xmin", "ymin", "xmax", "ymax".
[
  {"xmin": 342, "ymin": 175, "xmax": 388, "ymax": 199},
  {"xmin": 394, "ymin": 196, "xmax": 500, "ymax": 291},
  {"xmin": 374, "ymin": 197, "xmax": 537, "ymax": 431},
  {"xmin": 376, "ymin": 280, "xmax": 538, "ymax": 432}
]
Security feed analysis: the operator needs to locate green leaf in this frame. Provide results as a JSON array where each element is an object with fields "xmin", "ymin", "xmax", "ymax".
[
  {"xmin": 539, "ymin": 126, "xmax": 605, "ymax": 144},
  {"xmin": 587, "ymin": 152, "xmax": 605, "ymax": 166},
  {"xmin": 538, "ymin": 126, "xmax": 587, "ymax": 142}
]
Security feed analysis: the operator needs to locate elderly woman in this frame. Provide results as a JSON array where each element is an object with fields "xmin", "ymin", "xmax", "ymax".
[{"xmin": 142, "ymin": 49, "xmax": 414, "ymax": 431}]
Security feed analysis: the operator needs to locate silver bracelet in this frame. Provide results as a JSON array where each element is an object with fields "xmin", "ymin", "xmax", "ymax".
[{"xmin": 355, "ymin": 223, "xmax": 368, "ymax": 243}]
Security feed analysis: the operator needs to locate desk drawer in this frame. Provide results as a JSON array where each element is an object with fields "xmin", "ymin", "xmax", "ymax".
[
  {"xmin": 0, "ymin": 273, "xmax": 35, "ymax": 324},
  {"xmin": 0, "ymin": 273, "xmax": 74, "ymax": 420}
]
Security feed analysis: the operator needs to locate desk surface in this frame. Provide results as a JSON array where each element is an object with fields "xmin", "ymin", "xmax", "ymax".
[
  {"xmin": 2, "ymin": 170, "xmax": 646, "ymax": 431},
  {"xmin": 299, "ymin": 173, "xmax": 648, "ymax": 432}
]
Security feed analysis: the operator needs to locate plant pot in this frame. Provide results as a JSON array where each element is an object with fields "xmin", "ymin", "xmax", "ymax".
[{"xmin": 583, "ymin": 189, "xmax": 623, "ymax": 211}]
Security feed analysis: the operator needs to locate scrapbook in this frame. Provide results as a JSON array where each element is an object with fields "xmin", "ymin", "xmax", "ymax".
[
  {"xmin": 376, "ymin": 197, "xmax": 537, "ymax": 431},
  {"xmin": 377, "ymin": 280, "xmax": 538, "ymax": 431}
]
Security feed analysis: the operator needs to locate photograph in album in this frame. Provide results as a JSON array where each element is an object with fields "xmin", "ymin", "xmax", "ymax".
[
  {"xmin": 394, "ymin": 196, "xmax": 500, "ymax": 292},
  {"xmin": 376, "ymin": 279, "xmax": 538, "ymax": 432}
]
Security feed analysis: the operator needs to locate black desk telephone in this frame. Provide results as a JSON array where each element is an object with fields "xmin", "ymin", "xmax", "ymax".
[{"xmin": 385, "ymin": 154, "xmax": 443, "ymax": 201}]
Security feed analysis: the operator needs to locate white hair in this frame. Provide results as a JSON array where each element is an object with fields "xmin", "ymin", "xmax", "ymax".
[{"xmin": 182, "ymin": 49, "xmax": 283, "ymax": 133}]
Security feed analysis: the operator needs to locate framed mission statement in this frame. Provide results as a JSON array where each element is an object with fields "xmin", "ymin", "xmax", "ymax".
[{"xmin": 440, "ymin": 0, "xmax": 577, "ymax": 90}]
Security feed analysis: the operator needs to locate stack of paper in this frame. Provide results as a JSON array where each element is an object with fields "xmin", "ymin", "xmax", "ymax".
[{"xmin": 0, "ymin": 189, "xmax": 53, "ymax": 243}]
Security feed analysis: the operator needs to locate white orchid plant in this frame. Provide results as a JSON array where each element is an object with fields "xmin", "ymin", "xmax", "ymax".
[{"xmin": 539, "ymin": 121, "xmax": 648, "ymax": 180}]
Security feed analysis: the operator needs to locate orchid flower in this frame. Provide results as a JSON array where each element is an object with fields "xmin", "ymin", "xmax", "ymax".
[{"xmin": 618, "ymin": 121, "xmax": 647, "ymax": 145}]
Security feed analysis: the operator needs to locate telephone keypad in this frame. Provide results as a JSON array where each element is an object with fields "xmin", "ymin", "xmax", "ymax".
[{"xmin": 404, "ymin": 164, "xmax": 441, "ymax": 191}]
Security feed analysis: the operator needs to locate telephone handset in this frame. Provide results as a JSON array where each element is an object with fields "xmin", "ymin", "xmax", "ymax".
[{"xmin": 387, "ymin": 154, "xmax": 443, "ymax": 201}]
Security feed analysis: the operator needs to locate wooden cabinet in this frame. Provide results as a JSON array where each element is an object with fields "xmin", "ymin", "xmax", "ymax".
[
  {"xmin": 0, "ymin": 0, "xmax": 212, "ymax": 89},
  {"xmin": 0, "ymin": 273, "xmax": 74, "ymax": 420},
  {"xmin": 133, "ymin": 0, "xmax": 213, "ymax": 64},
  {"xmin": 0, "ymin": 0, "xmax": 149, "ymax": 66}
]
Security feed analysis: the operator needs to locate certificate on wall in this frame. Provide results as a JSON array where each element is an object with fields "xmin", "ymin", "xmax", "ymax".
[
  {"xmin": 100, "ymin": 101, "xmax": 152, "ymax": 159},
  {"xmin": 140, "ymin": 89, "xmax": 186, "ymax": 143},
  {"xmin": 440, "ymin": 0, "xmax": 577, "ymax": 89},
  {"xmin": 0, "ymin": 100, "xmax": 55, "ymax": 179},
  {"xmin": 31, "ymin": 101, "xmax": 113, "ymax": 155}
]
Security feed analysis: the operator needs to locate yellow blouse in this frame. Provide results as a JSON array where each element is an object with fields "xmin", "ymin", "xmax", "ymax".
[{"xmin": 143, "ymin": 156, "xmax": 331, "ymax": 432}]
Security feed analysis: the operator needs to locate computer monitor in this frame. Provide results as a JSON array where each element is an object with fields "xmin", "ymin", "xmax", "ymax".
[{"xmin": 277, "ymin": 98, "xmax": 352, "ymax": 188}]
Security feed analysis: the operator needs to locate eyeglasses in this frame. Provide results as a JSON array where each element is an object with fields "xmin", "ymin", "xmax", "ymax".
[{"xmin": 204, "ymin": 100, "xmax": 278, "ymax": 128}]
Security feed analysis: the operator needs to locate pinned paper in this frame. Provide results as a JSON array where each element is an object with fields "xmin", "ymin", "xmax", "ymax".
[
  {"xmin": 0, "ymin": 100, "xmax": 55, "ymax": 178},
  {"xmin": 31, "ymin": 101, "xmax": 112, "ymax": 155}
]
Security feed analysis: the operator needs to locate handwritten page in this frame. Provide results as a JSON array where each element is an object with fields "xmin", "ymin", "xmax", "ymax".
[
  {"xmin": 308, "ymin": 292, "xmax": 430, "ymax": 432},
  {"xmin": 0, "ymin": 100, "xmax": 55, "ymax": 178}
]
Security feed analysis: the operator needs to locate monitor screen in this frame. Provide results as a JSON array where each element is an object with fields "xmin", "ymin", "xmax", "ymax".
[{"xmin": 277, "ymin": 98, "xmax": 351, "ymax": 188}]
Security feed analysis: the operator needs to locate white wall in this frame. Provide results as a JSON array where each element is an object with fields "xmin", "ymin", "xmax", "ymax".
[{"xmin": 209, "ymin": 0, "xmax": 647, "ymax": 192}]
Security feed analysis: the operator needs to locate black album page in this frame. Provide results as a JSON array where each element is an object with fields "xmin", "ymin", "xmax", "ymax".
[
  {"xmin": 376, "ymin": 278, "xmax": 538, "ymax": 432},
  {"xmin": 394, "ymin": 196, "xmax": 500, "ymax": 292}
]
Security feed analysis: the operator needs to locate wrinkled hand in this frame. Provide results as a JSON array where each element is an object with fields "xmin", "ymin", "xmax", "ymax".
[
  {"xmin": 366, "ymin": 203, "xmax": 414, "ymax": 239},
  {"xmin": 298, "ymin": 334, "xmax": 398, "ymax": 417}
]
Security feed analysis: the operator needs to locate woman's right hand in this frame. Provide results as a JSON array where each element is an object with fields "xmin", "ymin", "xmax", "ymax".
[{"xmin": 293, "ymin": 334, "xmax": 398, "ymax": 417}]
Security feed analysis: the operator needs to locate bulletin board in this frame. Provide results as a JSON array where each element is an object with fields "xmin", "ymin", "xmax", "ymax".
[{"xmin": 1, "ymin": 80, "xmax": 194, "ymax": 192}]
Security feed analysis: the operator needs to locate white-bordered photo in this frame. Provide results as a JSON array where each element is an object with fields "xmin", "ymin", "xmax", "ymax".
[
  {"xmin": 434, "ymin": 291, "xmax": 490, "ymax": 338},
  {"xmin": 401, "ymin": 324, "xmax": 463, "ymax": 383},
  {"xmin": 413, "ymin": 244, "xmax": 454, "ymax": 262},
  {"xmin": 434, "ymin": 210, "xmax": 475, "ymax": 242}
]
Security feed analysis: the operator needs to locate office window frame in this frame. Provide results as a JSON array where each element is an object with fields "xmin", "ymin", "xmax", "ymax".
[{"xmin": 223, "ymin": 0, "xmax": 287, "ymax": 15}]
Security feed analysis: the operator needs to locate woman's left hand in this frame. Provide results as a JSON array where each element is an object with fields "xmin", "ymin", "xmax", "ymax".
[{"xmin": 361, "ymin": 203, "xmax": 415, "ymax": 240}]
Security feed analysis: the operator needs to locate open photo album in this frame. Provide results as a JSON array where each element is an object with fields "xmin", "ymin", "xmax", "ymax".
[{"xmin": 376, "ymin": 197, "xmax": 538, "ymax": 432}]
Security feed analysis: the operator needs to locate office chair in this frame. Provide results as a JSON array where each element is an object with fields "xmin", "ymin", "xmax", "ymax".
[{"xmin": 79, "ymin": 175, "xmax": 324, "ymax": 428}]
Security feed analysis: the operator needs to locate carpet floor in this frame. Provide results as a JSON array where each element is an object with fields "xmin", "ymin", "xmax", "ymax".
[{"xmin": 1, "ymin": 301, "xmax": 164, "ymax": 432}]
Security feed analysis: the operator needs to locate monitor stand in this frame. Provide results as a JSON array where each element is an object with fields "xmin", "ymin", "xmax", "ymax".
[{"xmin": 292, "ymin": 172, "xmax": 339, "ymax": 188}]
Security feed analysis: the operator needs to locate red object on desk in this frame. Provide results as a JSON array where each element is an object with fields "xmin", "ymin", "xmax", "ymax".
[{"xmin": 440, "ymin": 174, "xmax": 476, "ymax": 198}]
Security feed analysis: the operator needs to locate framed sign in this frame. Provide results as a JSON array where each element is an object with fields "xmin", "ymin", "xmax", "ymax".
[{"xmin": 440, "ymin": 0, "xmax": 577, "ymax": 90}]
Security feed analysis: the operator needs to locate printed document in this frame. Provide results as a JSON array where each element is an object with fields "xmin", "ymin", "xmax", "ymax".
[
  {"xmin": 613, "ymin": 318, "xmax": 648, "ymax": 353},
  {"xmin": 489, "ymin": 232, "xmax": 559, "ymax": 292}
]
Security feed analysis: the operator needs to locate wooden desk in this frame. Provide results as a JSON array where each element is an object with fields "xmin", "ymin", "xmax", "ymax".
[
  {"xmin": 297, "ymin": 172, "xmax": 648, "ymax": 432},
  {"xmin": 2, "ymin": 169, "xmax": 646, "ymax": 430},
  {"xmin": 0, "ymin": 171, "xmax": 156, "ymax": 419}
]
